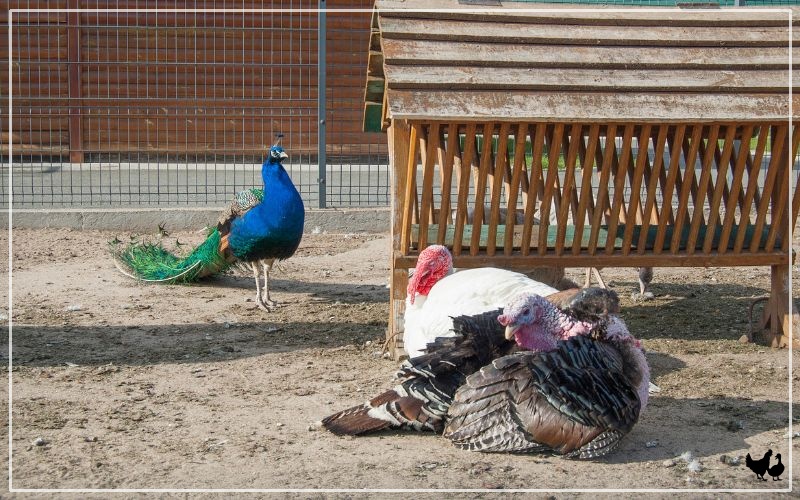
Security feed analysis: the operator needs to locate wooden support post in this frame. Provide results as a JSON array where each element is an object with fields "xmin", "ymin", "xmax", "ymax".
[
  {"xmin": 388, "ymin": 119, "xmax": 411, "ymax": 360},
  {"xmin": 67, "ymin": 1, "xmax": 83, "ymax": 163},
  {"xmin": 760, "ymin": 264, "xmax": 791, "ymax": 348}
]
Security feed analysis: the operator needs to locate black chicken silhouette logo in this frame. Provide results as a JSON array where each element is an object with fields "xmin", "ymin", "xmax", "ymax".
[{"xmin": 745, "ymin": 449, "xmax": 783, "ymax": 481}]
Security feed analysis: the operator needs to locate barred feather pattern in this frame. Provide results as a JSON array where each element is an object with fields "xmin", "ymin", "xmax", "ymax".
[
  {"xmin": 444, "ymin": 334, "xmax": 646, "ymax": 459},
  {"xmin": 322, "ymin": 309, "xmax": 516, "ymax": 436},
  {"xmin": 217, "ymin": 188, "xmax": 263, "ymax": 235}
]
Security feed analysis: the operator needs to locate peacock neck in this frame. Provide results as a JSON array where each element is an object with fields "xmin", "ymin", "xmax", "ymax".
[{"xmin": 261, "ymin": 161, "xmax": 287, "ymax": 190}]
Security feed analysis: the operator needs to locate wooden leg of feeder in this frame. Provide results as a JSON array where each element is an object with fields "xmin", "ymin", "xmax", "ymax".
[
  {"xmin": 761, "ymin": 264, "xmax": 791, "ymax": 348},
  {"xmin": 388, "ymin": 266, "xmax": 409, "ymax": 361},
  {"xmin": 388, "ymin": 119, "xmax": 411, "ymax": 361}
]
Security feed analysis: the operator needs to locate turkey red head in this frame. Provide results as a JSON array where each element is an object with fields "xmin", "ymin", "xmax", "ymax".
[
  {"xmin": 407, "ymin": 245, "xmax": 453, "ymax": 305},
  {"xmin": 498, "ymin": 293, "xmax": 594, "ymax": 352}
]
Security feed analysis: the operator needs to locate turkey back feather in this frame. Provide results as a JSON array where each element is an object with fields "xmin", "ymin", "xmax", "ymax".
[
  {"xmin": 322, "ymin": 308, "xmax": 515, "ymax": 436},
  {"xmin": 444, "ymin": 335, "xmax": 642, "ymax": 458}
]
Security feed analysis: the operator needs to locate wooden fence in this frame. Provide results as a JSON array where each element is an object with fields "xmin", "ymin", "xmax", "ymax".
[{"xmin": 2, "ymin": 1, "xmax": 387, "ymax": 161}]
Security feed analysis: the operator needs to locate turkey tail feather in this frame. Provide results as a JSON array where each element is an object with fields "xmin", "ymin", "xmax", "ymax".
[
  {"xmin": 113, "ymin": 229, "xmax": 231, "ymax": 283},
  {"xmin": 321, "ymin": 403, "xmax": 394, "ymax": 436}
]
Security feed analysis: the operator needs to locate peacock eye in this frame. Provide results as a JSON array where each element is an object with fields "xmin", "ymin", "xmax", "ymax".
[{"xmin": 522, "ymin": 308, "xmax": 530, "ymax": 316}]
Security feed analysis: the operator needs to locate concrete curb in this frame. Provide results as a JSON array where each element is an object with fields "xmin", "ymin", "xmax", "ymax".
[{"xmin": 2, "ymin": 207, "xmax": 391, "ymax": 234}]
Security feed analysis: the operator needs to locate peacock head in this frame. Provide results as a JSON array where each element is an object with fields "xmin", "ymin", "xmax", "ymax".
[
  {"xmin": 407, "ymin": 245, "xmax": 453, "ymax": 305},
  {"xmin": 267, "ymin": 145, "xmax": 289, "ymax": 164},
  {"xmin": 497, "ymin": 293, "xmax": 560, "ymax": 352}
]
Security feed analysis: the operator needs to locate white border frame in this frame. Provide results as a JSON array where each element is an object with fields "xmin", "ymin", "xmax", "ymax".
[{"xmin": 6, "ymin": 5, "xmax": 794, "ymax": 494}]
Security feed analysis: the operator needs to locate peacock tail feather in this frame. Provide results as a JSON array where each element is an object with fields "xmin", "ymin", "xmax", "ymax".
[{"xmin": 114, "ymin": 229, "xmax": 231, "ymax": 283}]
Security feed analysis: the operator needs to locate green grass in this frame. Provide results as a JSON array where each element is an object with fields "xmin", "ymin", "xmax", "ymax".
[{"xmin": 455, "ymin": 134, "xmax": 568, "ymax": 170}]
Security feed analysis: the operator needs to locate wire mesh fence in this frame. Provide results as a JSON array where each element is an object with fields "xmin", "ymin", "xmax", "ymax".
[
  {"xmin": 3, "ymin": 2, "xmax": 389, "ymax": 210},
  {"xmin": 2, "ymin": 2, "xmax": 792, "ymax": 211}
]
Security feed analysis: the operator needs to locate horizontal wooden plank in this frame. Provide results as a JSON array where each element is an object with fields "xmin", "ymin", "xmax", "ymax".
[
  {"xmin": 1, "ymin": 131, "xmax": 69, "ymax": 144},
  {"xmin": 386, "ymin": 90, "xmax": 796, "ymax": 122},
  {"xmin": 376, "ymin": 0, "xmax": 794, "ymax": 28},
  {"xmin": 381, "ymin": 39, "xmax": 795, "ymax": 71},
  {"xmin": 1, "ymin": 116, "xmax": 69, "ymax": 130},
  {"xmin": 394, "ymin": 251, "xmax": 790, "ymax": 269},
  {"xmin": 379, "ymin": 17, "xmax": 794, "ymax": 47},
  {"xmin": 411, "ymin": 223, "xmax": 776, "ymax": 252},
  {"xmin": 385, "ymin": 66, "xmax": 796, "ymax": 93}
]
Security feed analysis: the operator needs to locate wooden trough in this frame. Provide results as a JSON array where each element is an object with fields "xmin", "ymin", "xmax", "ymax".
[{"xmin": 367, "ymin": 1, "xmax": 799, "ymax": 355}]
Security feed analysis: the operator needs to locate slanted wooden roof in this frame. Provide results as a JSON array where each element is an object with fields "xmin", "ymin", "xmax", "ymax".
[{"xmin": 367, "ymin": 0, "xmax": 797, "ymax": 126}]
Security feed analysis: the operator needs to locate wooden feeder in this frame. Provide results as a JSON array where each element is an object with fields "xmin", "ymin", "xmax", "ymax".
[{"xmin": 366, "ymin": 1, "xmax": 799, "ymax": 355}]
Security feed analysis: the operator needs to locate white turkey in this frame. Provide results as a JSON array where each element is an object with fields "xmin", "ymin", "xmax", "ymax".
[
  {"xmin": 444, "ymin": 315, "xmax": 650, "ymax": 459},
  {"xmin": 403, "ymin": 245, "xmax": 563, "ymax": 358},
  {"xmin": 321, "ymin": 289, "xmax": 618, "ymax": 436}
]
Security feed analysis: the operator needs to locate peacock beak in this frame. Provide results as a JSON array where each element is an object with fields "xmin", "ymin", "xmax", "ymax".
[{"xmin": 279, "ymin": 151, "xmax": 289, "ymax": 161}]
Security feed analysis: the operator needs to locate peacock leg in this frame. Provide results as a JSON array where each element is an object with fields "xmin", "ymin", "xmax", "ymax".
[
  {"xmin": 252, "ymin": 261, "xmax": 270, "ymax": 311},
  {"xmin": 262, "ymin": 259, "xmax": 278, "ymax": 307}
]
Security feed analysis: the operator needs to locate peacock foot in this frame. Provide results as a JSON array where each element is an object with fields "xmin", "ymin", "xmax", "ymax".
[
  {"xmin": 631, "ymin": 291, "xmax": 654, "ymax": 302},
  {"xmin": 256, "ymin": 296, "xmax": 274, "ymax": 312}
]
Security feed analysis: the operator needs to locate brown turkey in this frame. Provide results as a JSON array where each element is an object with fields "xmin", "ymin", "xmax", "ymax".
[
  {"xmin": 321, "ymin": 289, "xmax": 618, "ymax": 436},
  {"xmin": 444, "ymin": 316, "xmax": 650, "ymax": 459}
]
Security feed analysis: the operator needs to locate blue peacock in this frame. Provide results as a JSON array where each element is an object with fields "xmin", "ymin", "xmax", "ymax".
[{"xmin": 114, "ymin": 142, "xmax": 305, "ymax": 311}]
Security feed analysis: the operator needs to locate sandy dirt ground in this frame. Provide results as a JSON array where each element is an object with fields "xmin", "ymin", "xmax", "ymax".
[{"xmin": 0, "ymin": 227, "xmax": 799, "ymax": 496}]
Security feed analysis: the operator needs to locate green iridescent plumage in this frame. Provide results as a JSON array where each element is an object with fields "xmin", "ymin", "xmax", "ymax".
[{"xmin": 114, "ymin": 228, "xmax": 231, "ymax": 283}]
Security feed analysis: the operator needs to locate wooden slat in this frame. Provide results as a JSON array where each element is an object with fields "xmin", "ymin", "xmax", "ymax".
[
  {"xmin": 638, "ymin": 125, "xmax": 669, "ymax": 253},
  {"xmin": 556, "ymin": 123, "xmax": 582, "ymax": 256},
  {"xmin": 437, "ymin": 124, "xmax": 457, "ymax": 243},
  {"xmin": 381, "ymin": 39, "xmax": 796, "ymax": 70},
  {"xmin": 379, "ymin": 18, "xmax": 794, "ymax": 47},
  {"xmin": 400, "ymin": 123, "xmax": 419, "ymax": 253},
  {"xmin": 786, "ymin": 127, "xmax": 800, "ymax": 253},
  {"xmin": 685, "ymin": 125, "xmax": 721, "ymax": 254},
  {"xmin": 765, "ymin": 127, "xmax": 791, "ymax": 252},
  {"xmin": 621, "ymin": 124, "xmax": 652, "ymax": 255},
  {"xmin": 386, "ymin": 90, "xmax": 796, "ymax": 123},
  {"xmin": 701, "ymin": 125, "xmax": 738, "ymax": 254},
  {"xmin": 669, "ymin": 125, "xmax": 705, "ymax": 254},
  {"xmin": 653, "ymin": 125, "xmax": 687, "ymax": 253},
  {"xmin": 452, "ymin": 123, "xmax": 477, "ymax": 256},
  {"xmin": 385, "ymin": 66, "xmax": 795, "ymax": 93},
  {"xmin": 750, "ymin": 126, "xmax": 788, "ymax": 252},
  {"xmin": 487, "ymin": 123, "xmax": 510, "ymax": 256},
  {"xmin": 504, "ymin": 122, "xmax": 528, "ymax": 256},
  {"xmin": 717, "ymin": 125, "xmax": 756, "ymax": 254},
  {"xmin": 734, "ymin": 127, "xmax": 771, "ymax": 253},
  {"xmin": 521, "ymin": 123, "xmax": 545, "ymax": 256},
  {"xmin": 470, "ymin": 122, "xmax": 495, "ymax": 255},
  {"xmin": 376, "ymin": 1, "xmax": 792, "ymax": 27},
  {"xmin": 537, "ymin": 124, "xmax": 564, "ymax": 256},
  {"xmin": 573, "ymin": 124, "xmax": 600, "ymax": 256},
  {"xmin": 417, "ymin": 123, "xmax": 438, "ymax": 250},
  {"xmin": 587, "ymin": 124, "xmax": 617, "ymax": 255},
  {"xmin": 604, "ymin": 124, "xmax": 634, "ymax": 254}
]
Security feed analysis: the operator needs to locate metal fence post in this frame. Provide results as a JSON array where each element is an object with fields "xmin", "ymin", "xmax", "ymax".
[{"xmin": 318, "ymin": 0, "xmax": 327, "ymax": 208}]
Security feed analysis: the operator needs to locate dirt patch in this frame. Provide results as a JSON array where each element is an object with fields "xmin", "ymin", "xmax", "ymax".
[{"xmin": 1, "ymin": 228, "xmax": 798, "ymax": 492}]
